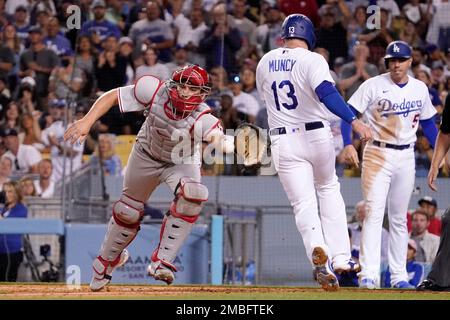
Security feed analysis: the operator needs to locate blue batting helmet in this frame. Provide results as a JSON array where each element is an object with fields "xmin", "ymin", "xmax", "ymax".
[
  {"xmin": 281, "ymin": 14, "xmax": 316, "ymax": 50},
  {"xmin": 384, "ymin": 41, "xmax": 412, "ymax": 60}
]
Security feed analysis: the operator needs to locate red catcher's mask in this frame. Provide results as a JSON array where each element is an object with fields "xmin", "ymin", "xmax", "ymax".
[{"xmin": 167, "ymin": 65, "xmax": 211, "ymax": 118}]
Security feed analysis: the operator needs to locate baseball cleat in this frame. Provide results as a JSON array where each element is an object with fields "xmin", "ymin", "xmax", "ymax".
[
  {"xmin": 147, "ymin": 263, "xmax": 175, "ymax": 285},
  {"xmin": 359, "ymin": 278, "xmax": 377, "ymax": 289},
  {"xmin": 312, "ymin": 247, "xmax": 339, "ymax": 292},
  {"xmin": 392, "ymin": 281, "xmax": 415, "ymax": 289},
  {"xmin": 90, "ymin": 249, "xmax": 129, "ymax": 292},
  {"xmin": 332, "ymin": 259, "xmax": 361, "ymax": 274}
]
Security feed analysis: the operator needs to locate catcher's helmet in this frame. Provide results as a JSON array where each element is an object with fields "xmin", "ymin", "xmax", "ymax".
[
  {"xmin": 281, "ymin": 14, "xmax": 316, "ymax": 50},
  {"xmin": 167, "ymin": 64, "xmax": 211, "ymax": 116},
  {"xmin": 384, "ymin": 41, "xmax": 412, "ymax": 60}
]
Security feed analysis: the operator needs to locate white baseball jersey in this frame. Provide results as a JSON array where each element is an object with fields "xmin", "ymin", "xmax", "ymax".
[
  {"xmin": 256, "ymin": 47, "xmax": 334, "ymax": 128},
  {"xmin": 348, "ymin": 73, "xmax": 436, "ymax": 145}
]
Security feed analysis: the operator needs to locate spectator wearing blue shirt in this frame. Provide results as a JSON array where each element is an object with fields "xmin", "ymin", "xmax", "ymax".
[
  {"xmin": 44, "ymin": 17, "xmax": 73, "ymax": 57},
  {"xmin": 13, "ymin": 5, "xmax": 31, "ymax": 43},
  {"xmin": 416, "ymin": 69, "xmax": 443, "ymax": 123},
  {"xmin": 0, "ymin": 181, "xmax": 28, "ymax": 282},
  {"xmin": 80, "ymin": 0, "xmax": 121, "ymax": 49},
  {"xmin": 383, "ymin": 239, "xmax": 424, "ymax": 288},
  {"xmin": 90, "ymin": 134, "xmax": 122, "ymax": 176}
]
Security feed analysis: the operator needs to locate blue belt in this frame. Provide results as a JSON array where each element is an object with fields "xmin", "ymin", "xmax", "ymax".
[
  {"xmin": 269, "ymin": 122, "xmax": 324, "ymax": 136},
  {"xmin": 372, "ymin": 140, "xmax": 412, "ymax": 150}
]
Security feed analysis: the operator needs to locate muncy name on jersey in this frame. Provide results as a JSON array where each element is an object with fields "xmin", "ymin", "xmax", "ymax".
[
  {"xmin": 268, "ymin": 59, "xmax": 297, "ymax": 72},
  {"xmin": 377, "ymin": 98, "xmax": 423, "ymax": 117}
]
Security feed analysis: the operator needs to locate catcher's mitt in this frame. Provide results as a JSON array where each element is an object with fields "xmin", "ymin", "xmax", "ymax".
[{"xmin": 234, "ymin": 123, "xmax": 267, "ymax": 169}]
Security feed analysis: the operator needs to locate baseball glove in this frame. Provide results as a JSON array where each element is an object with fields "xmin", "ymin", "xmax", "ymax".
[{"xmin": 234, "ymin": 123, "xmax": 267, "ymax": 169}]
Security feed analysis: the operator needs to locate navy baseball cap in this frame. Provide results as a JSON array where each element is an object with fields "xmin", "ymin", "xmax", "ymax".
[
  {"xmin": 418, "ymin": 196, "xmax": 437, "ymax": 207},
  {"xmin": 4, "ymin": 128, "xmax": 18, "ymax": 137}
]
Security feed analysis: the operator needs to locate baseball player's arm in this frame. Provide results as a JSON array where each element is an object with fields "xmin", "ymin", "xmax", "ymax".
[
  {"xmin": 419, "ymin": 118, "xmax": 438, "ymax": 149},
  {"xmin": 197, "ymin": 114, "xmax": 234, "ymax": 153},
  {"xmin": 64, "ymin": 89, "xmax": 118, "ymax": 144},
  {"xmin": 428, "ymin": 132, "xmax": 450, "ymax": 191}
]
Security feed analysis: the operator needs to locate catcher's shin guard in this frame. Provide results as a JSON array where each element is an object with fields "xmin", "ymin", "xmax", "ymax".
[
  {"xmin": 90, "ymin": 194, "xmax": 144, "ymax": 291},
  {"xmin": 148, "ymin": 178, "xmax": 208, "ymax": 284}
]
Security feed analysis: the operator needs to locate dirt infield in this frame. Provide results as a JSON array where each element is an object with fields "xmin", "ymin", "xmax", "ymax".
[{"xmin": 1, "ymin": 283, "xmax": 449, "ymax": 299}]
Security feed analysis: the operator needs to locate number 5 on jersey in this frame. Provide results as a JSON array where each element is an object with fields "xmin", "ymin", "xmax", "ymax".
[{"xmin": 271, "ymin": 80, "xmax": 299, "ymax": 111}]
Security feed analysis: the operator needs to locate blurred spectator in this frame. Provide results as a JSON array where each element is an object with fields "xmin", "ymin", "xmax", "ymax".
[
  {"xmin": 228, "ymin": 74, "xmax": 259, "ymax": 124},
  {"xmin": 5, "ymin": 0, "xmax": 28, "ymax": 16},
  {"xmin": 230, "ymin": 0, "xmax": 256, "ymax": 65},
  {"xmin": 408, "ymin": 196, "xmax": 442, "ymax": 236},
  {"xmin": 414, "ymin": 134, "xmax": 433, "ymax": 177},
  {"xmin": 0, "ymin": 0, "xmax": 9, "ymax": 30},
  {"xmin": 219, "ymin": 92, "xmax": 239, "ymax": 130},
  {"xmin": 431, "ymin": 60, "xmax": 446, "ymax": 91},
  {"xmin": 0, "ymin": 34, "xmax": 15, "ymax": 82},
  {"xmin": 339, "ymin": 42, "xmax": 379, "ymax": 100},
  {"xmin": 2, "ymin": 128, "xmax": 42, "ymax": 174},
  {"xmin": 0, "ymin": 102, "xmax": 21, "ymax": 132},
  {"xmin": 399, "ymin": 19, "xmax": 425, "ymax": 49},
  {"xmin": 118, "ymin": 36, "xmax": 135, "ymax": 86},
  {"xmin": 316, "ymin": 3, "xmax": 351, "ymax": 68},
  {"xmin": 129, "ymin": 0, "xmax": 174, "ymax": 63},
  {"xmin": 2, "ymin": 24, "xmax": 25, "ymax": 93},
  {"xmin": 94, "ymin": 35, "xmax": 127, "ymax": 93},
  {"xmin": 425, "ymin": 0, "xmax": 450, "ymax": 52},
  {"xmin": 253, "ymin": 3, "xmax": 283, "ymax": 58},
  {"xmin": 0, "ymin": 181, "xmax": 27, "ymax": 282},
  {"xmin": 348, "ymin": 200, "xmax": 389, "ymax": 265},
  {"xmin": 74, "ymin": 35, "xmax": 96, "ymax": 98},
  {"xmin": 12, "ymin": 5, "xmax": 30, "ymax": 42},
  {"xmin": 199, "ymin": 3, "xmax": 241, "ymax": 74},
  {"xmin": 165, "ymin": 46, "xmax": 191, "ymax": 76},
  {"xmin": 383, "ymin": 239, "xmax": 424, "ymax": 288},
  {"xmin": 205, "ymin": 65, "xmax": 231, "ymax": 110},
  {"xmin": 0, "ymin": 76, "xmax": 11, "ymax": 120},
  {"xmin": 90, "ymin": 133, "xmax": 122, "ymax": 177},
  {"xmin": 359, "ymin": 8, "xmax": 397, "ymax": 65},
  {"xmin": 40, "ymin": 99, "xmax": 84, "ymax": 182},
  {"xmin": 403, "ymin": 0, "xmax": 433, "ymax": 39},
  {"xmin": 182, "ymin": 8, "xmax": 207, "ymax": 67},
  {"xmin": 416, "ymin": 70, "xmax": 444, "ymax": 116},
  {"xmin": 18, "ymin": 112, "xmax": 44, "ymax": 151},
  {"xmin": 80, "ymin": 0, "xmax": 121, "ymax": 49},
  {"xmin": 0, "ymin": 156, "xmax": 12, "ymax": 191},
  {"xmin": 19, "ymin": 175, "xmax": 37, "ymax": 197},
  {"xmin": 104, "ymin": 0, "xmax": 128, "ymax": 34},
  {"xmin": 30, "ymin": 1, "xmax": 57, "ymax": 26},
  {"xmin": 44, "ymin": 17, "xmax": 72, "ymax": 57},
  {"xmin": 164, "ymin": 0, "xmax": 190, "ymax": 49},
  {"xmin": 16, "ymin": 77, "xmax": 37, "ymax": 116},
  {"xmin": 49, "ymin": 53, "xmax": 84, "ymax": 103},
  {"xmin": 410, "ymin": 47, "xmax": 431, "ymax": 77},
  {"xmin": 134, "ymin": 47, "xmax": 170, "ymax": 81},
  {"xmin": 410, "ymin": 209, "xmax": 440, "ymax": 264},
  {"xmin": 278, "ymin": 0, "xmax": 319, "ymax": 26},
  {"xmin": 34, "ymin": 159, "xmax": 54, "ymax": 198},
  {"xmin": 19, "ymin": 26, "xmax": 60, "ymax": 109},
  {"xmin": 33, "ymin": 8, "xmax": 51, "ymax": 34},
  {"xmin": 346, "ymin": 5, "xmax": 368, "ymax": 59}
]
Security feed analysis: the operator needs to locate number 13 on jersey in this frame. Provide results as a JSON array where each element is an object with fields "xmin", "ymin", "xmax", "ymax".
[{"xmin": 270, "ymin": 80, "xmax": 299, "ymax": 111}]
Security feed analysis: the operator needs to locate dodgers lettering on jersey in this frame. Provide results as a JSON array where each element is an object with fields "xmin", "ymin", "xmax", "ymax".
[
  {"xmin": 348, "ymin": 73, "xmax": 436, "ymax": 145},
  {"xmin": 256, "ymin": 47, "xmax": 335, "ymax": 128}
]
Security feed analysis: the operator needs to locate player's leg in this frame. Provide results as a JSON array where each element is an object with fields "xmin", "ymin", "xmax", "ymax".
[
  {"xmin": 147, "ymin": 164, "xmax": 207, "ymax": 284},
  {"xmin": 309, "ymin": 128, "xmax": 354, "ymax": 272},
  {"xmin": 90, "ymin": 144, "xmax": 161, "ymax": 291},
  {"xmin": 271, "ymin": 133, "xmax": 338, "ymax": 291},
  {"xmin": 359, "ymin": 145, "xmax": 392, "ymax": 288},
  {"xmin": 386, "ymin": 150, "xmax": 415, "ymax": 288}
]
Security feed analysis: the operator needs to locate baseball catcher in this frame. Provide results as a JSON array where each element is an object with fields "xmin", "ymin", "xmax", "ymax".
[{"xmin": 64, "ymin": 65, "xmax": 235, "ymax": 290}]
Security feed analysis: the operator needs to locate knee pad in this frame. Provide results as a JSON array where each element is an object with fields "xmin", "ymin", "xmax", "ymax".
[
  {"xmin": 170, "ymin": 177, "xmax": 208, "ymax": 223},
  {"xmin": 113, "ymin": 194, "xmax": 144, "ymax": 228}
]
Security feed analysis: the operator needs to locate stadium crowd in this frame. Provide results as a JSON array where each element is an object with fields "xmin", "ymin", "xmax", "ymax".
[{"xmin": 0, "ymin": 0, "xmax": 448, "ymax": 183}]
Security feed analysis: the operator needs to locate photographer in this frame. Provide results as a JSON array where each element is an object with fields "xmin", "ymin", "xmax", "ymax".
[{"xmin": 0, "ymin": 181, "xmax": 27, "ymax": 282}]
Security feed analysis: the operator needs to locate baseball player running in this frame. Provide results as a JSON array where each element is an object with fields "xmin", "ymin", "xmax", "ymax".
[
  {"xmin": 64, "ymin": 65, "xmax": 234, "ymax": 291},
  {"xmin": 341, "ymin": 41, "xmax": 438, "ymax": 289},
  {"xmin": 256, "ymin": 14, "xmax": 372, "ymax": 291}
]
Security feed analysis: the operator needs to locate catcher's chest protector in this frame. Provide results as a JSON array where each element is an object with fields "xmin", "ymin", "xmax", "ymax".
[{"xmin": 138, "ymin": 90, "xmax": 210, "ymax": 163}]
